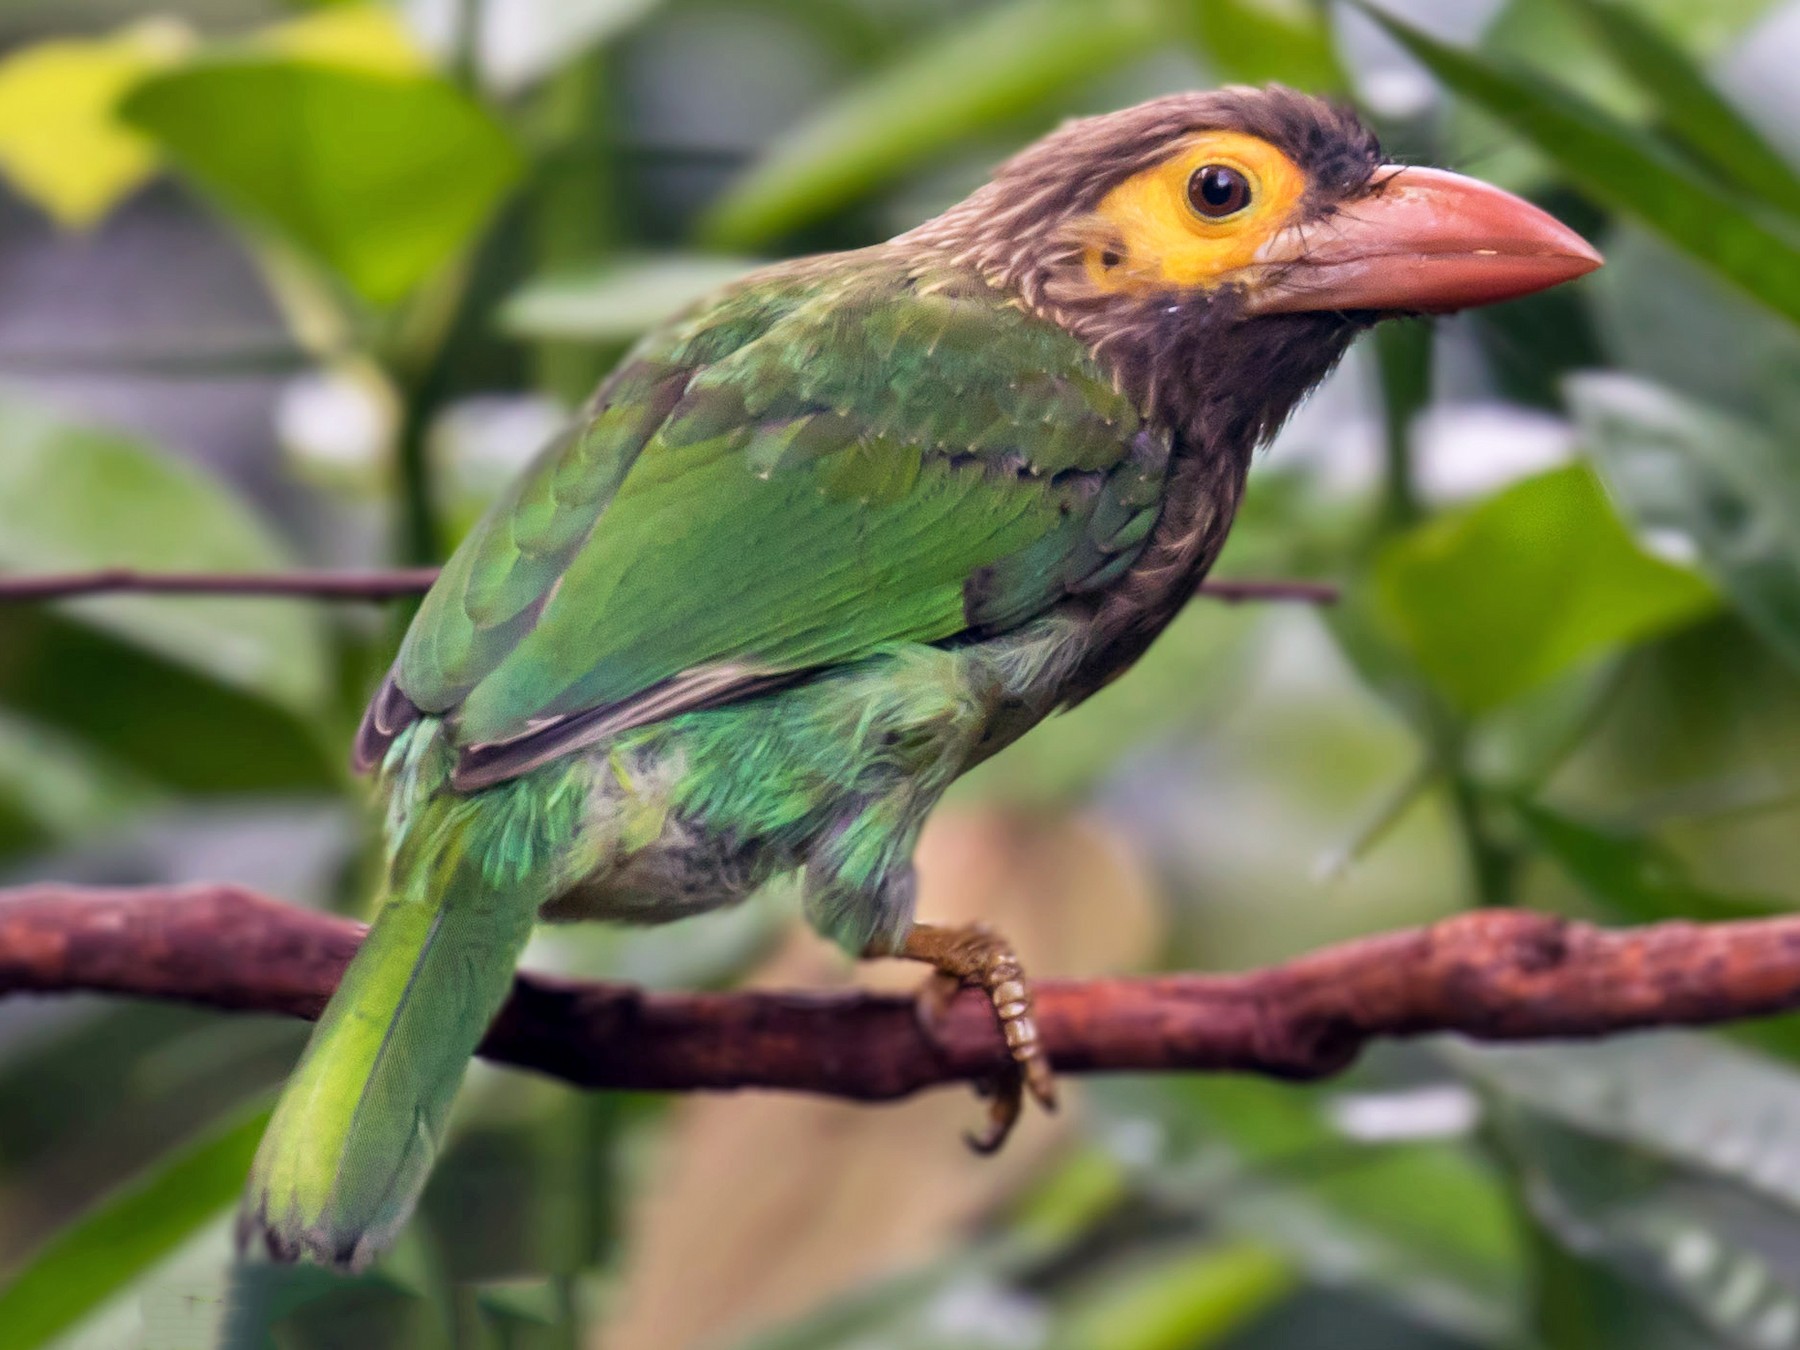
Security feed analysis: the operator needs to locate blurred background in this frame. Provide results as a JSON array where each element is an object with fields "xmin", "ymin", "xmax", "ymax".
[{"xmin": 3, "ymin": 0, "xmax": 1800, "ymax": 1345}]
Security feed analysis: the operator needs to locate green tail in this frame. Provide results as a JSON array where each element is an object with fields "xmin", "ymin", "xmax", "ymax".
[{"xmin": 240, "ymin": 724, "xmax": 577, "ymax": 1270}]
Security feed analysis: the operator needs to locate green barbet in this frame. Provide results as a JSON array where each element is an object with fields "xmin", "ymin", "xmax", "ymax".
[{"xmin": 242, "ymin": 86, "xmax": 1600, "ymax": 1268}]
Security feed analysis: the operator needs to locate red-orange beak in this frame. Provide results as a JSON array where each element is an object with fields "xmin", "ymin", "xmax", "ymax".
[{"xmin": 1243, "ymin": 165, "xmax": 1602, "ymax": 316}]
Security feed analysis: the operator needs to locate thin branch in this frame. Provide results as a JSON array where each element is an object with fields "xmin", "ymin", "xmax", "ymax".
[
  {"xmin": 3, "ymin": 884, "xmax": 1798, "ymax": 1100},
  {"xmin": 0, "ymin": 568, "xmax": 442, "ymax": 603},
  {"xmin": 0, "ymin": 569, "xmax": 1338, "ymax": 606},
  {"xmin": 1192, "ymin": 577, "xmax": 1339, "ymax": 604}
]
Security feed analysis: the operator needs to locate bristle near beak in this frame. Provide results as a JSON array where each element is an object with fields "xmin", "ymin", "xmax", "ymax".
[{"xmin": 1243, "ymin": 165, "xmax": 1602, "ymax": 316}]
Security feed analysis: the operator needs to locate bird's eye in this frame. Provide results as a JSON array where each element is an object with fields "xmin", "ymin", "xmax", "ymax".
[{"xmin": 1188, "ymin": 164, "xmax": 1252, "ymax": 219}]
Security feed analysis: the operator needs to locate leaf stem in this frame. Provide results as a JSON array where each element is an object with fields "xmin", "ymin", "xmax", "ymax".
[
  {"xmin": 1448, "ymin": 763, "xmax": 1517, "ymax": 909},
  {"xmin": 1373, "ymin": 317, "xmax": 1433, "ymax": 531}
]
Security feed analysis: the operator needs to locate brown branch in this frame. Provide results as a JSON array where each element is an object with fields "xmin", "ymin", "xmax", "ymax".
[
  {"xmin": 0, "ymin": 568, "xmax": 442, "ymax": 603},
  {"xmin": 2, "ymin": 883, "xmax": 1798, "ymax": 1099},
  {"xmin": 0, "ymin": 568, "xmax": 1338, "ymax": 606}
]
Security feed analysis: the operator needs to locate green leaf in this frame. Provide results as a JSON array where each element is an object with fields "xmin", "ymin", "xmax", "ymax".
[
  {"xmin": 499, "ymin": 254, "xmax": 764, "ymax": 343},
  {"xmin": 0, "ymin": 1106, "xmax": 267, "ymax": 1350},
  {"xmin": 1092, "ymin": 1077, "xmax": 1525, "ymax": 1340},
  {"xmin": 699, "ymin": 0, "xmax": 1161, "ymax": 249},
  {"xmin": 1459, "ymin": 1038, "xmax": 1800, "ymax": 1344},
  {"xmin": 1515, "ymin": 798, "xmax": 1788, "ymax": 922},
  {"xmin": 0, "ymin": 608, "xmax": 337, "ymax": 793},
  {"xmin": 121, "ymin": 58, "xmax": 521, "ymax": 305},
  {"xmin": 1373, "ymin": 464, "xmax": 1717, "ymax": 715},
  {"xmin": 0, "ymin": 711, "xmax": 154, "ymax": 859},
  {"xmin": 1560, "ymin": 0, "xmax": 1800, "ymax": 220},
  {"xmin": 1051, "ymin": 1241, "xmax": 1294, "ymax": 1350},
  {"xmin": 1361, "ymin": 5, "xmax": 1800, "ymax": 331},
  {"xmin": 1507, "ymin": 1117, "xmax": 1800, "ymax": 1350},
  {"xmin": 1585, "ymin": 225, "xmax": 1800, "ymax": 430},
  {"xmin": 1570, "ymin": 371, "xmax": 1800, "ymax": 673},
  {"xmin": 1449, "ymin": 1036, "xmax": 1800, "ymax": 1215},
  {"xmin": 0, "ymin": 396, "xmax": 330, "ymax": 714},
  {"xmin": 1186, "ymin": 0, "xmax": 1343, "ymax": 91}
]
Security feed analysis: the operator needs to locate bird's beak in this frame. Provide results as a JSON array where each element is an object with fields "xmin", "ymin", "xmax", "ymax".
[{"xmin": 1242, "ymin": 165, "xmax": 1602, "ymax": 316}]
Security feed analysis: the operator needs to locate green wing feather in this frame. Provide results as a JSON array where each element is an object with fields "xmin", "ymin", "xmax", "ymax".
[{"xmin": 389, "ymin": 251, "xmax": 1168, "ymax": 785}]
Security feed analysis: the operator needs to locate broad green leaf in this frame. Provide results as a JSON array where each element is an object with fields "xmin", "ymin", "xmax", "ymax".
[
  {"xmin": 1507, "ymin": 1116, "xmax": 1800, "ymax": 1350},
  {"xmin": 1051, "ymin": 1242, "xmax": 1294, "ymax": 1350},
  {"xmin": 1515, "ymin": 798, "xmax": 1789, "ymax": 922},
  {"xmin": 0, "ymin": 397, "xmax": 329, "ymax": 714},
  {"xmin": 1092, "ymin": 1076, "xmax": 1524, "ymax": 1340},
  {"xmin": 0, "ymin": 1106, "xmax": 267, "ymax": 1350},
  {"xmin": 700, "ymin": 0, "xmax": 1161, "ymax": 249},
  {"xmin": 0, "ymin": 21, "xmax": 187, "ymax": 227},
  {"xmin": 499, "ymin": 255, "xmax": 764, "ymax": 343},
  {"xmin": 1561, "ymin": 0, "xmax": 1800, "ymax": 220},
  {"xmin": 0, "ymin": 608, "xmax": 337, "ymax": 793},
  {"xmin": 1449, "ymin": 1036, "xmax": 1800, "ymax": 1215},
  {"xmin": 0, "ymin": 710, "xmax": 155, "ymax": 848},
  {"xmin": 1571, "ymin": 372, "xmax": 1800, "ymax": 672},
  {"xmin": 1587, "ymin": 368, "xmax": 1800, "ymax": 578},
  {"xmin": 1373, "ymin": 464, "xmax": 1716, "ymax": 714},
  {"xmin": 1363, "ymin": 6, "xmax": 1800, "ymax": 332},
  {"xmin": 1187, "ymin": 0, "xmax": 1343, "ymax": 91},
  {"xmin": 122, "ymin": 58, "xmax": 521, "ymax": 305},
  {"xmin": 1458, "ymin": 1038, "xmax": 1800, "ymax": 1343}
]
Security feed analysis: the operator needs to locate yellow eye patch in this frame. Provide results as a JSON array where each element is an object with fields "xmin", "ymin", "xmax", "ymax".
[{"xmin": 1081, "ymin": 131, "xmax": 1309, "ymax": 295}]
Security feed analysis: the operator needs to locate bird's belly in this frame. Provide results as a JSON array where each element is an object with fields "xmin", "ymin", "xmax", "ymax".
[
  {"xmin": 532, "ymin": 744, "xmax": 785, "ymax": 925},
  {"xmin": 538, "ymin": 832, "xmax": 773, "ymax": 924},
  {"xmin": 526, "ymin": 635, "xmax": 1040, "ymax": 930}
]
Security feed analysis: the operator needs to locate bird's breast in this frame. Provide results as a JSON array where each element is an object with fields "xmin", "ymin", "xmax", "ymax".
[{"xmin": 1060, "ymin": 432, "xmax": 1250, "ymax": 707}]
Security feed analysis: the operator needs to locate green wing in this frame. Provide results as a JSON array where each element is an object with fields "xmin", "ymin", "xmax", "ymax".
[{"xmin": 370, "ymin": 253, "xmax": 1170, "ymax": 788}]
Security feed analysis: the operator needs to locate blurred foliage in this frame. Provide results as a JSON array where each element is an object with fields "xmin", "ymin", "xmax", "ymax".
[{"xmin": 4, "ymin": 0, "xmax": 1800, "ymax": 1346}]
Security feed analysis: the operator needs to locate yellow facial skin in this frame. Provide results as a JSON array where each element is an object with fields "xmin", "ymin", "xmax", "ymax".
[{"xmin": 1081, "ymin": 131, "xmax": 1310, "ymax": 296}]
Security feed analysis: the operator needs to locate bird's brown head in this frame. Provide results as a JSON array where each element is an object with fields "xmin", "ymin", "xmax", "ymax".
[{"xmin": 915, "ymin": 86, "xmax": 1601, "ymax": 448}]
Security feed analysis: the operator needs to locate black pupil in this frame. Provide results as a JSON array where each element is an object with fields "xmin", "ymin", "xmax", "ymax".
[{"xmin": 1191, "ymin": 165, "xmax": 1249, "ymax": 217}]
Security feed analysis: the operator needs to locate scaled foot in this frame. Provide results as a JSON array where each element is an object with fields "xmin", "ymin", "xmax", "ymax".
[{"xmin": 895, "ymin": 920, "xmax": 1056, "ymax": 1153}]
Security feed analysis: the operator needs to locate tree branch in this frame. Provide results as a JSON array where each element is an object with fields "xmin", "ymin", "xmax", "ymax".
[
  {"xmin": 3, "ymin": 884, "xmax": 1798, "ymax": 1099},
  {"xmin": 0, "ymin": 569, "xmax": 1338, "ymax": 606},
  {"xmin": 0, "ymin": 568, "xmax": 443, "ymax": 603}
]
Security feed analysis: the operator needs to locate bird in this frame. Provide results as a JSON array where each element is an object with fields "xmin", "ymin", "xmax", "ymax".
[{"xmin": 239, "ymin": 85, "xmax": 1601, "ymax": 1270}]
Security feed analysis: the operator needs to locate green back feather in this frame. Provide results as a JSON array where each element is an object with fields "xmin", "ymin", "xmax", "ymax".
[{"xmin": 392, "ymin": 250, "xmax": 1169, "ymax": 760}]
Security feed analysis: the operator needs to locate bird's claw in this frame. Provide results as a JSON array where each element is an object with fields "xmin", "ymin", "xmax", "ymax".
[
  {"xmin": 897, "ymin": 921, "xmax": 1056, "ymax": 1153},
  {"xmin": 963, "ymin": 1073, "xmax": 1022, "ymax": 1154}
]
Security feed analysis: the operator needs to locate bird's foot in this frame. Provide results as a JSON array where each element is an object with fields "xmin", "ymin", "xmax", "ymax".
[{"xmin": 895, "ymin": 921, "xmax": 1056, "ymax": 1153}]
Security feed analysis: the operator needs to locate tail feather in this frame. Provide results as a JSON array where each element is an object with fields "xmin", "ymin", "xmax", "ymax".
[
  {"xmin": 242, "ymin": 711, "xmax": 592, "ymax": 1270},
  {"xmin": 241, "ymin": 822, "xmax": 544, "ymax": 1269}
]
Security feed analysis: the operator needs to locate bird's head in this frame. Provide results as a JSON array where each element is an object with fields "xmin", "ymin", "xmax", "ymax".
[{"xmin": 914, "ymin": 86, "xmax": 1601, "ymax": 445}]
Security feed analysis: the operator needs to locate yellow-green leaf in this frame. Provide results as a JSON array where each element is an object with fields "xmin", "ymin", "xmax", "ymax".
[
  {"xmin": 260, "ymin": 2, "xmax": 432, "ymax": 77},
  {"xmin": 0, "ymin": 21, "xmax": 188, "ymax": 227}
]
